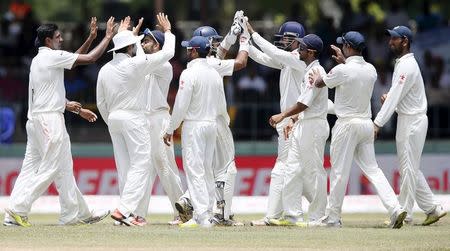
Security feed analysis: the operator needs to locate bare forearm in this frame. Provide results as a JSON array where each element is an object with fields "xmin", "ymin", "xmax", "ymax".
[
  {"xmin": 75, "ymin": 36, "xmax": 95, "ymax": 54},
  {"xmin": 281, "ymin": 102, "xmax": 308, "ymax": 118},
  {"xmin": 74, "ymin": 36, "xmax": 112, "ymax": 66},
  {"xmin": 233, "ymin": 50, "xmax": 248, "ymax": 71}
]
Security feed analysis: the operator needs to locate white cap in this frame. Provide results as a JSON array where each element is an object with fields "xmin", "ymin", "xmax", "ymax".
[{"xmin": 108, "ymin": 30, "xmax": 144, "ymax": 52}]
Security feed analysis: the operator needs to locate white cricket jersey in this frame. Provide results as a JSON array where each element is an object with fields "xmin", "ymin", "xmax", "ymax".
[
  {"xmin": 323, "ymin": 56, "xmax": 376, "ymax": 119},
  {"xmin": 96, "ymin": 32, "xmax": 175, "ymax": 121},
  {"xmin": 27, "ymin": 47, "xmax": 78, "ymax": 119},
  {"xmin": 374, "ymin": 53, "xmax": 427, "ymax": 127},
  {"xmin": 206, "ymin": 56, "xmax": 234, "ymax": 125},
  {"xmin": 146, "ymin": 62, "xmax": 173, "ymax": 114},
  {"xmin": 297, "ymin": 60, "xmax": 328, "ymax": 120},
  {"xmin": 167, "ymin": 58, "xmax": 225, "ymax": 133},
  {"xmin": 249, "ymin": 32, "xmax": 306, "ymax": 111}
]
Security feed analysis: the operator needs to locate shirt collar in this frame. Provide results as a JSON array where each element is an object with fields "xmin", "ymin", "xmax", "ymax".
[
  {"xmin": 187, "ymin": 58, "xmax": 207, "ymax": 68},
  {"xmin": 396, "ymin": 53, "xmax": 414, "ymax": 64},
  {"xmin": 38, "ymin": 46, "xmax": 52, "ymax": 51},
  {"xmin": 305, "ymin": 59, "xmax": 320, "ymax": 72},
  {"xmin": 345, "ymin": 55, "xmax": 365, "ymax": 63}
]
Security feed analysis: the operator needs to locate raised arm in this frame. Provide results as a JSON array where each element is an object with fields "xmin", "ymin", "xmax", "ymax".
[
  {"xmin": 73, "ymin": 17, "xmax": 117, "ymax": 67},
  {"xmin": 132, "ymin": 13, "xmax": 175, "ymax": 76},
  {"xmin": 248, "ymin": 21, "xmax": 305, "ymax": 71},
  {"xmin": 75, "ymin": 17, "xmax": 98, "ymax": 54}
]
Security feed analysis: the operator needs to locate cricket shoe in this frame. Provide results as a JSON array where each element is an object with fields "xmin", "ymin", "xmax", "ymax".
[
  {"xmin": 168, "ymin": 216, "xmax": 183, "ymax": 225},
  {"xmin": 210, "ymin": 214, "xmax": 244, "ymax": 226},
  {"xmin": 179, "ymin": 219, "xmax": 199, "ymax": 228},
  {"xmin": 268, "ymin": 218, "xmax": 294, "ymax": 226},
  {"xmin": 4, "ymin": 209, "xmax": 31, "ymax": 227},
  {"xmin": 133, "ymin": 216, "xmax": 148, "ymax": 226},
  {"xmin": 110, "ymin": 209, "xmax": 144, "ymax": 226},
  {"xmin": 422, "ymin": 205, "xmax": 447, "ymax": 226},
  {"xmin": 383, "ymin": 216, "xmax": 413, "ymax": 226},
  {"xmin": 250, "ymin": 218, "xmax": 270, "ymax": 226},
  {"xmin": 389, "ymin": 209, "xmax": 407, "ymax": 229},
  {"xmin": 175, "ymin": 197, "xmax": 193, "ymax": 223},
  {"xmin": 308, "ymin": 216, "xmax": 342, "ymax": 228},
  {"xmin": 3, "ymin": 220, "xmax": 20, "ymax": 227},
  {"xmin": 81, "ymin": 210, "xmax": 110, "ymax": 224}
]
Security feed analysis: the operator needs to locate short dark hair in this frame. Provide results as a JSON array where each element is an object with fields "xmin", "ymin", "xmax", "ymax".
[
  {"xmin": 197, "ymin": 49, "xmax": 209, "ymax": 58},
  {"xmin": 36, "ymin": 24, "xmax": 58, "ymax": 47}
]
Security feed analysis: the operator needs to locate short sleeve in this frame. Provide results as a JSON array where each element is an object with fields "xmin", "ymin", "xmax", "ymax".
[
  {"xmin": 323, "ymin": 64, "xmax": 347, "ymax": 89},
  {"xmin": 207, "ymin": 57, "xmax": 234, "ymax": 77},
  {"xmin": 48, "ymin": 50, "xmax": 78, "ymax": 69}
]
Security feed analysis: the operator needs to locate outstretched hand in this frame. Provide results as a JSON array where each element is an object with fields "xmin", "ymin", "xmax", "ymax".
[
  {"xmin": 105, "ymin": 16, "xmax": 117, "ymax": 39},
  {"xmin": 156, "ymin": 13, "xmax": 171, "ymax": 32},
  {"xmin": 118, "ymin": 16, "xmax": 131, "ymax": 33},
  {"xmin": 88, "ymin": 17, "xmax": 98, "ymax": 39},
  {"xmin": 133, "ymin": 17, "xmax": 144, "ymax": 36}
]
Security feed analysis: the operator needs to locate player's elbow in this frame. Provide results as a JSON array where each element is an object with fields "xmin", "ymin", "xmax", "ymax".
[{"xmin": 234, "ymin": 58, "xmax": 247, "ymax": 71}]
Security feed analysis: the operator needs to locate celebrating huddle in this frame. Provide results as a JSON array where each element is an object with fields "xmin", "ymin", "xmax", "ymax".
[{"xmin": 3, "ymin": 10, "xmax": 446, "ymax": 229}]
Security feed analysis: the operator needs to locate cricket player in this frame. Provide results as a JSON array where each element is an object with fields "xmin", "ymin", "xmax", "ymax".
[
  {"xmin": 309, "ymin": 31, "xmax": 406, "ymax": 228},
  {"xmin": 97, "ymin": 14, "xmax": 175, "ymax": 226},
  {"xmin": 268, "ymin": 34, "xmax": 328, "ymax": 226},
  {"xmin": 246, "ymin": 19, "xmax": 307, "ymax": 226},
  {"xmin": 374, "ymin": 26, "xmax": 446, "ymax": 225},
  {"xmin": 175, "ymin": 13, "xmax": 249, "ymax": 226},
  {"xmin": 3, "ymin": 101, "xmax": 98, "ymax": 226},
  {"xmin": 127, "ymin": 25, "xmax": 184, "ymax": 226},
  {"xmin": 5, "ymin": 17, "xmax": 116, "ymax": 227},
  {"xmin": 163, "ymin": 35, "xmax": 225, "ymax": 228}
]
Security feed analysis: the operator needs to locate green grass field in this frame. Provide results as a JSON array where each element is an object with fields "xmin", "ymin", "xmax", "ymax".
[{"xmin": 1, "ymin": 213, "xmax": 449, "ymax": 250}]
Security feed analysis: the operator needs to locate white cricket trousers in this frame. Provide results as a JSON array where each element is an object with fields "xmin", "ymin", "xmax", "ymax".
[
  {"xmin": 266, "ymin": 118, "xmax": 302, "ymax": 219},
  {"xmin": 213, "ymin": 116, "xmax": 237, "ymax": 220},
  {"xmin": 327, "ymin": 117, "xmax": 402, "ymax": 222},
  {"xmin": 182, "ymin": 121, "xmax": 217, "ymax": 223},
  {"xmin": 10, "ymin": 113, "xmax": 91, "ymax": 224},
  {"xmin": 396, "ymin": 113, "xmax": 439, "ymax": 216},
  {"xmin": 283, "ymin": 118, "xmax": 329, "ymax": 221},
  {"xmin": 108, "ymin": 110, "xmax": 152, "ymax": 217},
  {"xmin": 134, "ymin": 111, "xmax": 184, "ymax": 217}
]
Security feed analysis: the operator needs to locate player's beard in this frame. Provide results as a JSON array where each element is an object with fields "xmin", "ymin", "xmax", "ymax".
[{"xmin": 390, "ymin": 45, "xmax": 403, "ymax": 58}]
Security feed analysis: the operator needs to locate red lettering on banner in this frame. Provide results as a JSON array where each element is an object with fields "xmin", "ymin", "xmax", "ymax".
[
  {"xmin": 5, "ymin": 171, "xmax": 19, "ymax": 195},
  {"xmin": 253, "ymin": 168, "xmax": 271, "ymax": 196},
  {"xmin": 236, "ymin": 169, "xmax": 253, "ymax": 195},
  {"xmin": 1, "ymin": 156, "xmax": 449, "ymax": 196},
  {"xmin": 78, "ymin": 170, "xmax": 100, "ymax": 195},
  {"xmin": 99, "ymin": 170, "xmax": 119, "ymax": 195},
  {"xmin": 427, "ymin": 176, "xmax": 440, "ymax": 191},
  {"xmin": 444, "ymin": 170, "xmax": 448, "ymax": 192},
  {"xmin": 393, "ymin": 171, "xmax": 400, "ymax": 194}
]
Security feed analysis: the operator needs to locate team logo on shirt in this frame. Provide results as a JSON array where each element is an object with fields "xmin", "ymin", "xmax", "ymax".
[
  {"xmin": 179, "ymin": 80, "xmax": 184, "ymax": 89},
  {"xmin": 399, "ymin": 74, "xmax": 406, "ymax": 84}
]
